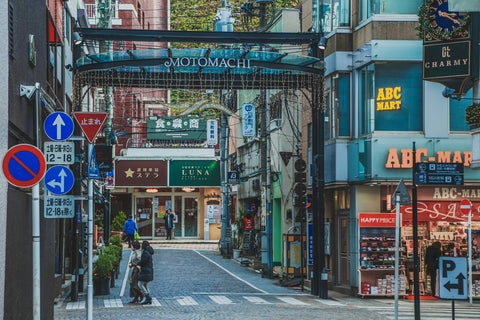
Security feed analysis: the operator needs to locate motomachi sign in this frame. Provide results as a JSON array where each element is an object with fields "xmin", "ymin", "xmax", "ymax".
[{"xmin": 164, "ymin": 57, "xmax": 251, "ymax": 68}]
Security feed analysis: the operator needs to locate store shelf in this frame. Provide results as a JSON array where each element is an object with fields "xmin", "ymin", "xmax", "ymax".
[{"xmin": 360, "ymin": 268, "xmax": 404, "ymax": 271}]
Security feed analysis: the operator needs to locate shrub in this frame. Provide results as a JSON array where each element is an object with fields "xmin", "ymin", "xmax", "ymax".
[
  {"xmin": 465, "ymin": 104, "xmax": 480, "ymax": 125},
  {"xmin": 109, "ymin": 234, "xmax": 123, "ymax": 247},
  {"xmin": 93, "ymin": 253, "xmax": 114, "ymax": 279}
]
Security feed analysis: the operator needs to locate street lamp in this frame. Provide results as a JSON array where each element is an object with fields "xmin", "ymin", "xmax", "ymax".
[
  {"xmin": 72, "ymin": 32, "xmax": 83, "ymax": 46},
  {"xmin": 318, "ymin": 37, "xmax": 327, "ymax": 50}
]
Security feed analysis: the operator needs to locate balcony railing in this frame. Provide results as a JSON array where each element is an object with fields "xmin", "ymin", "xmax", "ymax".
[{"xmin": 85, "ymin": 2, "xmax": 120, "ymax": 25}]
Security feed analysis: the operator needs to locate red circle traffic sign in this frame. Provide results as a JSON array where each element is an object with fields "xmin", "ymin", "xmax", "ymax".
[
  {"xmin": 105, "ymin": 176, "xmax": 114, "ymax": 185},
  {"xmin": 460, "ymin": 199, "xmax": 472, "ymax": 215},
  {"xmin": 2, "ymin": 144, "xmax": 46, "ymax": 187}
]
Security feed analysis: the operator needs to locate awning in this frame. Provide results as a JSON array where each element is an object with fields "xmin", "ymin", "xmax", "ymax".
[{"xmin": 74, "ymin": 48, "xmax": 323, "ymax": 90}]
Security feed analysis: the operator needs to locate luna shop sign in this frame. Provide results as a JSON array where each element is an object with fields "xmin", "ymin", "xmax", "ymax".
[{"xmin": 164, "ymin": 57, "xmax": 251, "ymax": 68}]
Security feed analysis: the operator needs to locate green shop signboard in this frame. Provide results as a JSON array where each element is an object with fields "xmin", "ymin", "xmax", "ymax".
[
  {"xmin": 147, "ymin": 116, "xmax": 207, "ymax": 140},
  {"xmin": 169, "ymin": 160, "xmax": 220, "ymax": 186}
]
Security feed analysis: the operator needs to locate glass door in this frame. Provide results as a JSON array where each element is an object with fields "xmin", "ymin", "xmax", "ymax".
[
  {"xmin": 174, "ymin": 195, "xmax": 198, "ymax": 237},
  {"xmin": 184, "ymin": 197, "xmax": 198, "ymax": 237},
  {"xmin": 136, "ymin": 197, "xmax": 153, "ymax": 237},
  {"xmin": 154, "ymin": 196, "xmax": 172, "ymax": 238},
  {"xmin": 338, "ymin": 215, "xmax": 350, "ymax": 285}
]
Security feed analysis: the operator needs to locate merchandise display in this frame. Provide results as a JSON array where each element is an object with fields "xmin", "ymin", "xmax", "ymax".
[{"xmin": 359, "ymin": 213, "xmax": 480, "ymax": 298}]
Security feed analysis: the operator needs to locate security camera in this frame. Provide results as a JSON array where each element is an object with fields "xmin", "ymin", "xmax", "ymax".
[{"xmin": 442, "ymin": 87, "xmax": 455, "ymax": 98}]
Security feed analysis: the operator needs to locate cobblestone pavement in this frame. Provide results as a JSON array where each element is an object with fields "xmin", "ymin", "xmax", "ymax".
[{"xmin": 54, "ymin": 242, "xmax": 480, "ymax": 320}]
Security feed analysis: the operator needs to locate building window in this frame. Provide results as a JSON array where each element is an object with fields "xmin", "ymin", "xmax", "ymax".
[
  {"xmin": 316, "ymin": 0, "xmax": 351, "ymax": 33},
  {"xmin": 358, "ymin": 64, "xmax": 375, "ymax": 135},
  {"xmin": 359, "ymin": 0, "xmax": 423, "ymax": 22},
  {"xmin": 374, "ymin": 62, "xmax": 423, "ymax": 131},
  {"xmin": 332, "ymin": 73, "xmax": 351, "ymax": 137}
]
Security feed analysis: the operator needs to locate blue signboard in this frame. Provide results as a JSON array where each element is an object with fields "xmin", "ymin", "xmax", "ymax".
[
  {"xmin": 439, "ymin": 256, "xmax": 467, "ymax": 300},
  {"xmin": 88, "ymin": 145, "xmax": 100, "ymax": 179},
  {"xmin": 44, "ymin": 112, "xmax": 74, "ymax": 141},
  {"xmin": 241, "ymin": 103, "xmax": 256, "ymax": 137},
  {"xmin": 44, "ymin": 165, "xmax": 74, "ymax": 195}
]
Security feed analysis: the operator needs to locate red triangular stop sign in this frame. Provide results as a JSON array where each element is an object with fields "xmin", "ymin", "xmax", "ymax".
[{"xmin": 73, "ymin": 112, "xmax": 108, "ymax": 143}]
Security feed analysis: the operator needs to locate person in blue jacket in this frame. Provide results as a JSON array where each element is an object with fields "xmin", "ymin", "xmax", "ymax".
[{"xmin": 123, "ymin": 214, "xmax": 138, "ymax": 248}]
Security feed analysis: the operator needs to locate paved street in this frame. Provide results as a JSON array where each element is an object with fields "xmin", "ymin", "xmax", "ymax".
[{"xmin": 54, "ymin": 243, "xmax": 480, "ymax": 320}]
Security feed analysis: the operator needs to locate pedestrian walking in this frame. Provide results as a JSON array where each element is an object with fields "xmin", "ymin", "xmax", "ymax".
[
  {"xmin": 128, "ymin": 241, "xmax": 144, "ymax": 304},
  {"xmin": 165, "ymin": 209, "xmax": 174, "ymax": 240},
  {"xmin": 425, "ymin": 241, "xmax": 442, "ymax": 296},
  {"xmin": 123, "ymin": 214, "xmax": 138, "ymax": 248},
  {"xmin": 138, "ymin": 240, "xmax": 154, "ymax": 305}
]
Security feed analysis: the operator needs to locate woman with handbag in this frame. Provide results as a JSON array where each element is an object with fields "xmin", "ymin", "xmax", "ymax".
[
  {"xmin": 128, "ymin": 241, "xmax": 143, "ymax": 303},
  {"xmin": 137, "ymin": 240, "xmax": 154, "ymax": 305}
]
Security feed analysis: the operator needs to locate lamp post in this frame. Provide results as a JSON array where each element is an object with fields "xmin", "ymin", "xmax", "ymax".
[{"xmin": 310, "ymin": 37, "xmax": 327, "ymax": 299}]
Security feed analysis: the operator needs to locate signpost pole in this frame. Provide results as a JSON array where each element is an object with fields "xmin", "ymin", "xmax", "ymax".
[
  {"xmin": 33, "ymin": 82, "xmax": 41, "ymax": 320},
  {"xmin": 412, "ymin": 142, "xmax": 420, "ymax": 320},
  {"xmin": 468, "ymin": 204, "xmax": 472, "ymax": 305},
  {"xmin": 394, "ymin": 192, "xmax": 400, "ymax": 320},
  {"xmin": 87, "ymin": 144, "xmax": 93, "ymax": 320}
]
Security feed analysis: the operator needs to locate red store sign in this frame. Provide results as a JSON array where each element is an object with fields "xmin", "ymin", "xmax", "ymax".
[
  {"xmin": 359, "ymin": 213, "xmax": 396, "ymax": 227},
  {"xmin": 398, "ymin": 201, "xmax": 480, "ymax": 222}
]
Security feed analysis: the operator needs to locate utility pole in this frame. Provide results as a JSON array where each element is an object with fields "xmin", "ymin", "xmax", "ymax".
[
  {"xmin": 216, "ymin": 1, "xmax": 234, "ymax": 257},
  {"xmin": 310, "ymin": 40, "xmax": 327, "ymax": 298},
  {"xmin": 98, "ymin": 0, "xmax": 113, "ymax": 244},
  {"xmin": 256, "ymin": 0, "xmax": 274, "ymax": 278}
]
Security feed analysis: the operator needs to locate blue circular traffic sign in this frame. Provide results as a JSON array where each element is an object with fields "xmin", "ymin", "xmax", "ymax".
[
  {"xmin": 44, "ymin": 112, "xmax": 74, "ymax": 141},
  {"xmin": 2, "ymin": 144, "xmax": 46, "ymax": 187},
  {"xmin": 44, "ymin": 165, "xmax": 74, "ymax": 195}
]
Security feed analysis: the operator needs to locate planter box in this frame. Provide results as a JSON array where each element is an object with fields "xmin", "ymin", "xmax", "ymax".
[{"xmin": 93, "ymin": 278, "xmax": 110, "ymax": 296}]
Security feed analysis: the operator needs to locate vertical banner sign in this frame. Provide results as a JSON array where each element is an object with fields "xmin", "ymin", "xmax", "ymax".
[
  {"xmin": 206, "ymin": 119, "xmax": 218, "ymax": 146},
  {"xmin": 242, "ymin": 103, "xmax": 256, "ymax": 137}
]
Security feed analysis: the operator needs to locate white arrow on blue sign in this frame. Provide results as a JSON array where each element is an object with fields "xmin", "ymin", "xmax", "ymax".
[
  {"xmin": 44, "ymin": 112, "xmax": 74, "ymax": 141},
  {"xmin": 44, "ymin": 165, "xmax": 74, "ymax": 195},
  {"xmin": 88, "ymin": 144, "xmax": 100, "ymax": 179},
  {"xmin": 439, "ymin": 256, "xmax": 467, "ymax": 300}
]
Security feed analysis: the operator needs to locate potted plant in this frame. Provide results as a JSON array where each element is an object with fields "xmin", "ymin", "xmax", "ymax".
[
  {"xmin": 465, "ymin": 104, "xmax": 480, "ymax": 129},
  {"xmin": 103, "ymin": 245, "xmax": 122, "ymax": 286},
  {"xmin": 231, "ymin": 212, "xmax": 245, "ymax": 259},
  {"xmin": 111, "ymin": 210, "xmax": 127, "ymax": 238},
  {"xmin": 93, "ymin": 253, "xmax": 114, "ymax": 295}
]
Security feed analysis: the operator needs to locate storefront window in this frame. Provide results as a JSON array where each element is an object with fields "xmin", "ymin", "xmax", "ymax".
[
  {"xmin": 136, "ymin": 197, "xmax": 153, "ymax": 237},
  {"xmin": 374, "ymin": 63, "xmax": 423, "ymax": 131},
  {"xmin": 359, "ymin": 0, "xmax": 423, "ymax": 21}
]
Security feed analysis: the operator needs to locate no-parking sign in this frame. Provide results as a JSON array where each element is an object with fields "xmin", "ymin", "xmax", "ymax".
[{"xmin": 2, "ymin": 144, "xmax": 46, "ymax": 187}]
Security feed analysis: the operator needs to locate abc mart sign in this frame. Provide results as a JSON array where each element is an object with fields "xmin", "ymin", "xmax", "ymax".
[{"xmin": 164, "ymin": 57, "xmax": 251, "ymax": 68}]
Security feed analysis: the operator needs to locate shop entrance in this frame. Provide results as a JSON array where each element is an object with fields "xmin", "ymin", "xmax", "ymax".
[
  {"xmin": 136, "ymin": 197, "xmax": 154, "ymax": 237},
  {"xmin": 175, "ymin": 195, "xmax": 199, "ymax": 237},
  {"xmin": 135, "ymin": 193, "xmax": 199, "ymax": 239},
  {"xmin": 337, "ymin": 215, "xmax": 350, "ymax": 286}
]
